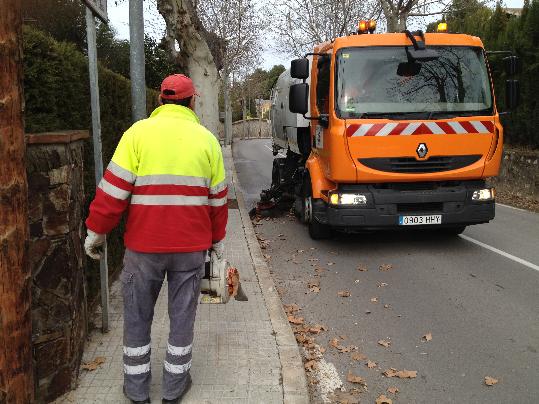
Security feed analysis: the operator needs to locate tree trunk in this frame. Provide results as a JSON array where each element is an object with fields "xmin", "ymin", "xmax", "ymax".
[
  {"xmin": 223, "ymin": 68, "xmax": 233, "ymax": 145},
  {"xmin": 242, "ymin": 97, "xmax": 247, "ymax": 139},
  {"xmin": 0, "ymin": 2, "xmax": 34, "ymax": 403},
  {"xmin": 157, "ymin": 0, "xmax": 220, "ymax": 136}
]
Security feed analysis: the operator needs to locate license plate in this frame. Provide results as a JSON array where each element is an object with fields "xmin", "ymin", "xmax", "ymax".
[{"xmin": 399, "ymin": 215, "xmax": 442, "ymax": 226}]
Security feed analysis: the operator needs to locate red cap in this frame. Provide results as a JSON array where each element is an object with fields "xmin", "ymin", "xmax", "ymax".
[{"xmin": 160, "ymin": 74, "xmax": 198, "ymax": 100}]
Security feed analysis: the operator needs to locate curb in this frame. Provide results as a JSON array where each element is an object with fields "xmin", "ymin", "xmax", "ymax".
[{"xmin": 229, "ymin": 146, "xmax": 310, "ymax": 404}]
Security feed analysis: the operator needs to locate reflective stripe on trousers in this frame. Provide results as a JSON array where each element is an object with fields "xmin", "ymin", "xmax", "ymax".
[{"xmin": 121, "ymin": 248, "xmax": 205, "ymax": 402}]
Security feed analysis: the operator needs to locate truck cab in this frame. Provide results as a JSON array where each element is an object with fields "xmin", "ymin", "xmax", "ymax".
[{"xmin": 270, "ymin": 22, "xmax": 520, "ymax": 239}]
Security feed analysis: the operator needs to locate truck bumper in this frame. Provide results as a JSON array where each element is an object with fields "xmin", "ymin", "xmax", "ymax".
[{"xmin": 315, "ymin": 181, "xmax": 495, "ymax": 230}]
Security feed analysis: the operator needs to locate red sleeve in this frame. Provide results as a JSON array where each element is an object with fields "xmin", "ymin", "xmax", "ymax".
[
  {"xmin": 209, "ymin": 186, "xmax": 228, "ymax": 243},
  {"xmin": 85, "ymin": 168, "xmax": 134, "ymax": 234}
]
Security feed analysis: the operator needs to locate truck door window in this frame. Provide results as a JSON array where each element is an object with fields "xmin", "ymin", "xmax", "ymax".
[{"xmin": 316, "ymin": 56, "xmax": 331, "ymax": 115}]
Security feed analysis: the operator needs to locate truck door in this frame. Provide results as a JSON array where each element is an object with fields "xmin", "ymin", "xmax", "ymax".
[{"xmin": 313, "ymin": 55, "xmax": 331, "ymax": 153}]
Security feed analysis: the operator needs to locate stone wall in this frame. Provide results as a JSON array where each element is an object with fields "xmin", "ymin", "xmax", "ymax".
[
  {"xmin": 232, "ymin": 119, "xmax": 271, "ymax": 139},
  {"xmin": 492, "ymin": 147, "xmax": 539, "ymax": 204},
  {"xmin": 26, "ymin": 130, "xmax": 89, "ymax": 402}
]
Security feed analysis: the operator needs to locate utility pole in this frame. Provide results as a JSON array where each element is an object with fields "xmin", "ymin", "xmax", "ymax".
[
  {"xmin": 0, "ymin": 1, "xmax": 34, "ymax": 402},
  {"xmin": 129, "ymin": 0, "xmax": 147, "ymax": 122},
  {"xmin": 85, "ymin": 6, "xmax": 110, "ymax": 333}
]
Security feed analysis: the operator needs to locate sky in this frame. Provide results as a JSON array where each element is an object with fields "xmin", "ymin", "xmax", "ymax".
[{"xmin": 106, "ymin": 0, "xmax": 525, "ymax": 72}]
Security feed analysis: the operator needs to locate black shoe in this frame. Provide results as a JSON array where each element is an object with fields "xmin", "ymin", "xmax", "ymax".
[
  {"xmin": 162, "ymin": 375, "xmax": 192, "ymax": 403},
  {"xmin": 123, "ymin": 386, "xmax": 151, "ymax": 403}
]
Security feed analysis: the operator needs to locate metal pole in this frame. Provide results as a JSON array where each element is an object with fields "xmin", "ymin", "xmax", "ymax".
[
  {"xmin": 129, "ymin": 0, "xmax": 146, "ymax": 122},
  {"xmin": 86, "ymin": 7, "xmax": 109, "ymax": 333}
]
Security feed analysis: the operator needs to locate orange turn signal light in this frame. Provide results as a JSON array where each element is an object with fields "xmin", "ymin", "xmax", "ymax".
[{"xmin": 368, "ymin": 20, "xmax": 377, "ymax": 33}]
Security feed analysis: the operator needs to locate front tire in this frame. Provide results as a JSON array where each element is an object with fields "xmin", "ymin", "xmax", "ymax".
[{"xmin": 303, "ymin": 175, "xmax": 332, "ymax": 239}]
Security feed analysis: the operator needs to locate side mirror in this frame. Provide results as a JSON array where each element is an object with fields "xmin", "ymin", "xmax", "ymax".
[
  {"xmin": 291, "ymin": 59, "xmax": 309, "ymax": 80},
  {"xmin": 505, "ymin": 80, "xmax": 520, "ymax": 110},
  {"xmin": 289, "ymin": 83, "xmax": 309, "ymax": 115},
  {"xmin": 503, "ymin": 55, "xmax": 521, "ymax": 76}
]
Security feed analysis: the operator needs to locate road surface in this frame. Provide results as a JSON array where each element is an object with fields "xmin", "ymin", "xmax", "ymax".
[{"xmin": 233, "ymin": 138, "xmax": 539, "ymax": 404}]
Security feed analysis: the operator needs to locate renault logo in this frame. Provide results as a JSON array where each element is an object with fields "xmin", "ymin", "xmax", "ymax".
[{"xmin": 416, "ymin": 143, "xmax": 428, "ymax": 159}]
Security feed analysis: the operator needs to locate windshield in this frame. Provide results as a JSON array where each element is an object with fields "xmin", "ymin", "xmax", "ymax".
[{"xmin": 335, "ymin": 46, "xmax": 493, "ymax": 119}]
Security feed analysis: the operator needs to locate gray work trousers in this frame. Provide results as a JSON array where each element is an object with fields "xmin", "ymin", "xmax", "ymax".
[{"xmin": 120, "ymin": 248, "xmax": 205, "ymax": 401}]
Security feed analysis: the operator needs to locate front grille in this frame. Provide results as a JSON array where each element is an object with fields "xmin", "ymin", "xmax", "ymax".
[
  {"xmin": 359, "ymin": 155, "xmax": 482, "ymax": 173},
  {"xmin": 397, "ymin": 202, "xmax": 444, "ymax": 213}
]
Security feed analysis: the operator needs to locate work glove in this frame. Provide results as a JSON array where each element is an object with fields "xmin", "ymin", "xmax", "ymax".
[
  {"xmin": 211, "ymin": 240, "xmax": 225, "ymax": 260},
  {"xmin": 84, "ymin": 229, "xmax": 106, "ymax": 260}
]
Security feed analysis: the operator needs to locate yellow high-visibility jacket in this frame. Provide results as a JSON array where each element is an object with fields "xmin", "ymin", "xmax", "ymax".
[{"xmin": 86, "ymin": 104, "xmax": 228, "ymax": 253}]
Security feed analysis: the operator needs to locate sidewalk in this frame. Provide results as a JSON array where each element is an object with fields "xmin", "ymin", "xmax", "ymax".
[{"xmin": 55, "ymin": 146, "xmax": 308, "ymax": 404}]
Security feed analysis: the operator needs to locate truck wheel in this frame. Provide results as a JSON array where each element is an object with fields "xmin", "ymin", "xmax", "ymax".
[{"xmin": 302, "ymin": 176, "xmax": 332, "ymax": 239}]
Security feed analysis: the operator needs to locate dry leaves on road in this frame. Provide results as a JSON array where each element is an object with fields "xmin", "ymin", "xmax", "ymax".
[
  {"xmin": 357, "ymin": 265, "xmax": 368, "ymax": 272},
  {"xmin": 330, "ymin": 337, "xmax": 357, "ymax": 353},
  {"xmin": 304, "ymin": 360, "xmax": 317, "ymax": 371},
  {"xmin": 347, "ymin": 371, "xmax": 367, "ymax": 385},
  {"xmin": 308, "ymin": 324, "xmax": 327, "ymax": 334},
  {"xmin": 351, "ymin": 352, "xmax": 367, "ymax": 361},
  {"xmin": 81, "ymin": 356, "xmax": 106, "ymax": 371},
  {"xmin": 366, "ymin": 360, "xmax": 377, "ymax": 369},
  {"xmin": 308, "ymin": 279, "xmax": 320, "ymax": 293},
  {"xmin": 378, "ymin": 339, "xmax": 391, "ymax": 348},
  {"xmin": 376, "ymin": 394, "xmax": 393, "ymax": 404},
  {"xmin": 328, "ymin": 262, "xmax": 336, "ymax": 266},
  {"xmin": 423, "ymin": 332, "xmax": 433, "ymax": 342},
  {"xmin": 383, "ymin": 304, "xmax": 391, "ymax": 309},
  {"xmin": 288, "ymin": 315, "xmax": 304, "ymax": 325},
  {"xmin": 379, "ymin": 264, "xmax": 393, "ymax": 271},
  {"xmin": 377, "ymin": 282, "xmax": 389, "ymax": 288},
  {"xmin": 387, "ymin": 386, "xmax": 399, "ymax": 394},
  {"xmin": 338, "ymin": 290, "xmax": 351, "ymax": 297},
  {"xmin": 383, "ymin": 368, "xmax": 417, "ymax": 378},
  {"xmin": 485, "ymin": 376, "xmax": 499, "ymax": 386},
  {"xmin": 283, "ymin": 303, "xmax": 300, "ymax": 314},
  {"xmin": 330, "ymin": 389, "xmax": 361, "ymax": 404},
  {"xmin": 371, "ymin": 297, "xmax": 379, "ymax": 303}
]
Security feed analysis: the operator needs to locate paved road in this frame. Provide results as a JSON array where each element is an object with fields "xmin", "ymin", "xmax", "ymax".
[{"xmin": 233, "ymin": 138, "xmax": 539, "ymax": 404}]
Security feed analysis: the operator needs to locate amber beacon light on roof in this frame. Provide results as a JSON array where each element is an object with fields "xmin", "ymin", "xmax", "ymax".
[{"xmin": 358, "ymin": 19, "xmax": 377, "ymax": 34}]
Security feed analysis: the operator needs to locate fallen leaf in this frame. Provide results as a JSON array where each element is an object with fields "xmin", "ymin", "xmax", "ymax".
[
  {"xmin": 81, "ymin": 356, "xmax": 106, "ymax": 371},
  {"xmin": 485, "ymin": 376, "xmax": 498, "ymax": 386},
  {"xmin": 371, "ymin": 297, "xmax": 378, "ymax": 303},
  {"xmin": 383, "ymin": 368, "xmax": 417, "ymax": 378},
  {"xmin": 308, "ymin": 324, "xmax": 327, "ymax": 334},
  {"xmin": 383, "ymin": 304, "xmax": 391, "ymax": 309},
  {"xmin": 387, "ymin": 386, "xmax": 399, "ymax": 394},
  {"xmin": 337, "ymin": 345, "xmax": 356, "ymax": 353},
  {"xmin": 283, "ymin": 303, "xmax": 300, "ymax": 313},
  {"xmin": 314, "ymin": 267, "xmax": 326, "ymax": 274},
  {"xmin": 288, "ymin": 315, "xmax": 304, "ymax": 325},
  {"xmin": 319, "ymin": 346, "xmax": 326, "ymax": 354},
  {"xmin": 308, "ymin": 279, "xmax": 321, "ymax": 293},
  {"xmin": 366, "ymin": 360, "xmax": 377, "ymax": 369},
  {"xmin": 379, "ymin": 264, "xmax": 393, "ymax": 271},
  {"xmin": 338, "ymin": 290, "xmax": 351, "ymax": 297},
  {"xmin": 330, "ymin": 338, "xmax": 341, "ymax": 348},
  {"xmin": 375, "ymin": 394, "xmax": 393, "ymax": 404},
  {"xmin": 297, "ymin": 249, "xmax": 305, "ymax": 253},
  {"xmin": 357, "ymin": 265, "xmax": 368, "ymax": 272},
  {"xmin": 331, "ymin": 389, "xmax": 360, "ymax": 404},
  {"xmin": 365, "ymin": 310, "xmax": 372, "ymax": 314},
  {"xmin": 378, "ymin": 339, "xmax": 391, "ymax": 348},
  {"xmin": 304, "ymin": 360, "xmax": 317, "ymax": 371},
  {"xmin": 351, "ymin": 352, "xmax": 367, "ymax": 361},
  {"xmin": 308, "ymin": 258, "xmax": 320, "ymax": 262},
  {"xmin": 328, "ymin": 262, "xmax": 335, "ymax": 266},
  {"xmin": 263, "ymin": 254, "xmax": 271, "ymax": 260},
  {"xmin": 423, "ymin": 332, "xmax": 433, "ymax": 342},
  {"xmin": 377, "ymin": 282, "xmax": 388, "ymax": 288},
  {"xmin": 347, "ymin": 371, "xmax": 366, "ymax": 385}
]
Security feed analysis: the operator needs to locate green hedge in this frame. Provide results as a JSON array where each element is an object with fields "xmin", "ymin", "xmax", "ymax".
[{"xmin": 23, "ymin": 25, "xmax": 159, "ymax": 303}]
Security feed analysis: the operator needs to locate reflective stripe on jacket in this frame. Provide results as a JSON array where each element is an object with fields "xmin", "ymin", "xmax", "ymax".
[{"xmin": 85, "ymin": 104, "xmax": 228, "ymax": 253}]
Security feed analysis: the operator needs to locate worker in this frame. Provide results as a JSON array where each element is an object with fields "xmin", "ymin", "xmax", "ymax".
[{"xmin": 83, "ymin": 74, "xmax": 228, "ymax": 404}]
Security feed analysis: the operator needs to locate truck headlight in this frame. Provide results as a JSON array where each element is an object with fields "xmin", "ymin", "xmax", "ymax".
[
  {"xmin": 329, "ymin": 192, "xmax": 368, "ymax": 205},
  {"xmin": 472, "ymin": 188, "xmax": 495, "ymax": 201}
]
